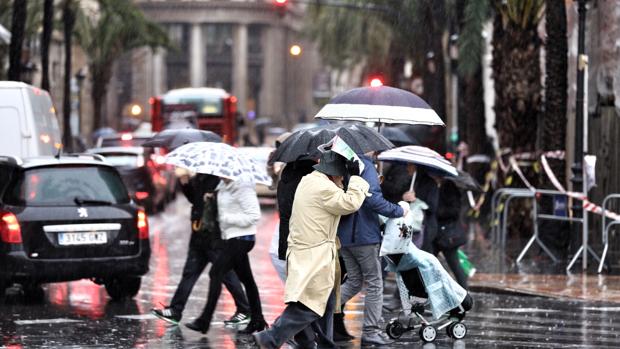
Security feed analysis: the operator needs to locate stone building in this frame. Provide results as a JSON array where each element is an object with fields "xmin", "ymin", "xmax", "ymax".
[{"xmin": 118, "ymin": 0, "xmax": 324, "ymax": 130}]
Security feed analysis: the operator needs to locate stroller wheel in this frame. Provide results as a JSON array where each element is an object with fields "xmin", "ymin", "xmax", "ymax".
[
  {"xmin": 386, "ymin": 320, "xmax": 405, "ymax": 339},
  {"xmin": 419, "ymin": 325, "xmax": 437, "ymax": 342},
  {"xmin": 449, "ymin": 322, "xmax": 467, "ymax": 339}
]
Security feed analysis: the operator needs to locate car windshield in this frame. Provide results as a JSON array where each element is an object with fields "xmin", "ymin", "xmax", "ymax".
[
  {"xmin": 98, "ymin": 153, "xmax": 142, "ymax": 168},
  {"xmin": 6, "ymin": 166, "xmax": 130, "ymax": 206}
]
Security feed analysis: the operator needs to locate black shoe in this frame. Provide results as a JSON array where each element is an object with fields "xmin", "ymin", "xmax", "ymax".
[
  {"xmin": 239, "ymin": 319, "xmax": 268, "ymax": 334},
  {"xmin": 152, "ymin": 307, "xmax": 181, "ymax": 325},
  {"xmin": 333, "ymin": 313, "xmax": 354, "ymax": 341},
  {"xmin": 185, "ymin": 319, "xmax": 209, "ymax": 334}
]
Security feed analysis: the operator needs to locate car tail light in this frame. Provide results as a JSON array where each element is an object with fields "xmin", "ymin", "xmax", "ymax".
[
  {"xmin": 0, "ymin": 212, "xmax": 22, "ymax": 244},
  {"xmin": 137, "ymin": 209, "xmax": 149, "ymax": 239},
  {"xmin": 135, "ymin": 191, "xmax": 149, "ymax": 200}
]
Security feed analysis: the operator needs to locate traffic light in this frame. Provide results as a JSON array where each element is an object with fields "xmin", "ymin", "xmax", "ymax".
[
  {"xmin": 370, "ymin": 78, "xmax": 383, "ymax": 87},
  {"xmin": 274, "ymin": 0, "xmax": 288, "ymax": 17}
]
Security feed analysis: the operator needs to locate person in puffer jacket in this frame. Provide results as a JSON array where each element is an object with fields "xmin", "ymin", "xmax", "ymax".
[{"xmin": 185, "ymin": 177, "xmax": 267, "ymax": 335}]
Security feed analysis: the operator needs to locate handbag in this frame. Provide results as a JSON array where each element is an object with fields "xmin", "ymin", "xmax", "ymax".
[
  {"xmin": 435, "ymin": 221, "xmax": 466, "ymax": 250},
  {"xmin": 379, "ymin": 199, "xmax": 428, "ymax": 256}
]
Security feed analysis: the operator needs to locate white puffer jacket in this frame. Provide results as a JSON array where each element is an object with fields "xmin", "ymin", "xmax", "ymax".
[{"xmin": 216, "ymin": 179, "xmax": 261, "ymax": 240}]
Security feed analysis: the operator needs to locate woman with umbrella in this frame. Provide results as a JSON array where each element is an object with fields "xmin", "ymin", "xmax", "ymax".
[{"xmin": 165, "ymin": 142, "xmax": 272, "ymax": 334}]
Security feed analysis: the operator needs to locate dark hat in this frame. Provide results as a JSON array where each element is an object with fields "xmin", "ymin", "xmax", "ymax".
[{"xmin": 313, "ymin": 151, "xmax": 346, "ymax": 177}]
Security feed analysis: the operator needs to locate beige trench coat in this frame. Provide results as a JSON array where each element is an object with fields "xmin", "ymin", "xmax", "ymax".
[{"xmin": 284, "ymin": 171, "xmax": 369, "ymax": 316}]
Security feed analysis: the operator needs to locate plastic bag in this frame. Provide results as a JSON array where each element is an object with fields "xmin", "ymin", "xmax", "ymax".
[{"xmin": 380, "ymin": 199, "xmax": 428, "ymax": 256}]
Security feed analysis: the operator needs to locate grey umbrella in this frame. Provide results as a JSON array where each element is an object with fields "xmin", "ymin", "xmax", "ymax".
[
  {"xmin": 269, "ymin": 124, "xmax": 393, "ymax": 164},
  {"xmin": 446, "ymin": 170, "xmax": 483, "ymax": 193},
  {"xmin": 142, "ymin": 128, "xmax": 222, "ymax": 150},
  {"xmin": 380, "ymin": 127, "xmax": 419, "ymax": 146}
]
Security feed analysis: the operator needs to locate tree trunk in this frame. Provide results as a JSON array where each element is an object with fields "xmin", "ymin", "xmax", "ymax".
[
  {"xmin": 41, "ymin": 0, "xmax": 54, "ymax": 91},
  {"xmin": 492, "ymin": 10, "xmax": 543, "ymax": 242},
  {"xmin": 539, "ymin": 0, "xmax": 569, "ymax": 256},
  {"xmin": 8, "ymin": 0, "xmax": 27, "ymax": 81},
  {"xmin": 62, "ymin": 0, "xmax": 75, "ymax": 152},
  {"xmin": 420, "ymin": 0, "xmax": 447, "ymax": 153},
  {"xmin": 91, "ymin": 68, "xmax": 109, "ymax": 132}
]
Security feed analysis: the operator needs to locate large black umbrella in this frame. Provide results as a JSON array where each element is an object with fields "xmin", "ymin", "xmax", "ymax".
[
  {"xmin": 269, "ymin": 124, "xmax": 393, "ymax": 164},
  {"xmin": 380, "ymin": 127, "xmax": 419, "ymax": 146},
  {"xmin": 142, "ymin": 128, "xmax": 222, "ymax": 150},
  {"xmin": 314, "ymin": 85, "xmax": 444, "ymax": 126}
]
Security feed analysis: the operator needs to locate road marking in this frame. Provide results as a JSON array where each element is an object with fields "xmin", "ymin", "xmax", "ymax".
[
  {"xmin": 490, "ymin": 307, "xmax": 561, "ymax": 313},
  {"xmin": 115, "ymin": 314, "xmax": 157, "ymax": 320},
  {"xmin": 15, "ymin": 318, "xmax": 83, "ymax": 325},
  {"xmin": 581, "ymin": 306, "xmax": 620, "ymax": 312}
]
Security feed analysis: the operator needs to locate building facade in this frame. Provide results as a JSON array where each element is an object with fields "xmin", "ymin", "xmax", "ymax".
[{"xmin": 126, "ymin": 0, "xmax": 324, "ymax": 130}]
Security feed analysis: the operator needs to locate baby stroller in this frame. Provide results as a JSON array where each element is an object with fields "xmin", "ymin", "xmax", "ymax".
[{"xmin": 384, "ymin": 250, "xmax": 473, "ymax": 343}]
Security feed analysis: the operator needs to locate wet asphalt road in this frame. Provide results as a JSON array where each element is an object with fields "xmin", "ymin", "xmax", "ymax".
[{"xmin": 1, "ymin": 197, "xmax": 620, "ymax": 348}]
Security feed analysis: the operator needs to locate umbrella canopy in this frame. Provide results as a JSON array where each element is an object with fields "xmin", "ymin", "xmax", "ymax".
[
  {"xmin": 314, "ymin": 86, "xmax": 444, "ymax": 126},
  {"xmin": 377, "ymin": 145, "xmax": 458, "ymax": 177},
  {"xmin": 165, "ymin": 142, "xmax": 272, "ymax": 186},
  {"xmin": 446, "ymin": 170, "xmax": 483, "ymax": 193},
  {"xmin": 269, "ymin": 123, "xmax": 393, "ymax": 164},
  {"xmin": 380, "ymin": 127, "xmax": 419, "ymax": 146},
  {"xmin": 143, "ymin": 128, "xmax": 222, "ymax": 150}
]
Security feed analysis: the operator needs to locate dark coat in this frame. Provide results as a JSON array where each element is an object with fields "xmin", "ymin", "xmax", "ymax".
[
  {"xmin": 337, "ymin": 156, "xmax": 403, "ymax": 247},
  {"xmin": 415, "ymin": 171, "xmax": 439, "ymax": 253},
  {"xmin": 277, "ymin": 160, "xmax": 316, "ymax": 260},
  {"xmin": 180, "ymin": 174, "xmax": 221, "ymax": 250}
]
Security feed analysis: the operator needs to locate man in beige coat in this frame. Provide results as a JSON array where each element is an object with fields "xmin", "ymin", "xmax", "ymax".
[{"xmin": 254, "ymin": 151, "xmax": 369, "ymax": 349}]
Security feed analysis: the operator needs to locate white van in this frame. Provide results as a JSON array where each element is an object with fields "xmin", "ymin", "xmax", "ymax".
[{"xmin": 0, "ymin": 81, "xmax": 62, "ymax": 157}]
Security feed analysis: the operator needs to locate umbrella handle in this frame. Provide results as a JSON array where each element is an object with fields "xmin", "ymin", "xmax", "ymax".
[{"xmin": 409, "ymin": 172, "xmax": 417, "ymax": 192}]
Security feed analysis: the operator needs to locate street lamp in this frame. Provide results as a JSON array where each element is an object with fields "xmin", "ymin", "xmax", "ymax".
[{"xmin": 568, "ymin": 0, "xmax": 589, "ymax": 271}]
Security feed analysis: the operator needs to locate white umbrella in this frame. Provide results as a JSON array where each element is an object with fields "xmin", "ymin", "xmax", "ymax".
[
  {"xmin": 378, "ymin": 145, "xmax": 458, "ymax": 177},
  {"xmin": 0, "ymin": 24, "xmax": 11, "ymax": 44},
  {"xmin": 314, "ymin": 86, "xmax": 444, "ymax": 126},
  {"xmin": 165, "ymin": 142, "xmax": 272, "ymax": 186}
]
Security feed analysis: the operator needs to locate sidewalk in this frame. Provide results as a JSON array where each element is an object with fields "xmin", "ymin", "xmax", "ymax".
[{"xmin": 463, "ymin": 238, "xmax": 620, "ymax": 303}]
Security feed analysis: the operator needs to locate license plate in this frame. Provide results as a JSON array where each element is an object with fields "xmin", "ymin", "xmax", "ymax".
[{"xmin": 58, "ymin": 231, "xmax": 108, "ymax": 246}]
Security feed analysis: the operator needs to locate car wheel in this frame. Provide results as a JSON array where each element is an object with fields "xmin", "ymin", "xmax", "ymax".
[
  {"xmin": 22, "ymin": 283, "xmax": 45, "ymax": 303},
  {"xmin": 105, "ymin": 277, "xmax": 141, "ymax": 300}
]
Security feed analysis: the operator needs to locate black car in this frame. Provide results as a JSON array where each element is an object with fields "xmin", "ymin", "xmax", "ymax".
[
  {"xmin": 87, "ymin": 146, "xmax": 169, "ymax": 213},
  {"xmin": 0, "ymin": 155, "xmax": 150, "ymax": 300}
]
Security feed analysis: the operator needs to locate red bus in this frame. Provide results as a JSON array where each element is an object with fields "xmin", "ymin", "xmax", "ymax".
[{"xmin": 150, "ymin": 87, "xmax": 237, "ymax": 144}]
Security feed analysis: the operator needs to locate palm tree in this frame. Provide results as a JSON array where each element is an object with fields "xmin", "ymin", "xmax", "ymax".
[
  {"xmin": 41, "ymin": 0, "xmax": 54, "ymax": 92},
  {"xmin": 75, "ymin": 0, "xmax": 169, "ymax": 131},
  {"xmin": 8, "ymin": 0, "xmax": 27, "ymax": 81},
  {"xmin": 492, "ymin": 0, "xmax": 544, "ymax": 155}
]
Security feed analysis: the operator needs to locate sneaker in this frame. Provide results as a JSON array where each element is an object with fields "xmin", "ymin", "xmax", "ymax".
[
  {"xmin": 224, "ymin": 312, "xmax": 251, "ymax": 327},
  {"xmin": 361, "ymin": 332, "xmax": 395, "ymax": 346},
  {"xmin": 152, "ymin": 307, "xmax": 181, "ymax": 325}
]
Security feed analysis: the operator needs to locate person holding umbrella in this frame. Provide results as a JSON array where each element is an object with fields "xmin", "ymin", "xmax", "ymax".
[
  {"xmin": 164, "ymin": 142, "xmax": 272, "ymax": 335},
  {"xmin": 151, "ymin": 172, "xmax": 251, "ymax": 326},
  {"xmin": 335, "ymin": 153, "xmax": 409, "ymax": 345},
  {"xmin": 254, "ymin": 151, "xmax": 369, "ymax": 348}
]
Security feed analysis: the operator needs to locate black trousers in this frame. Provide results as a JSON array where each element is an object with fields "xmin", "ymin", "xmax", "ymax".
[
  {"xmin": 170, "ymin": 245, "xmax": 250, "ymax": 316},
  {"xmin": 198, "ymin": 238, "xmax": 264, "ymax": 322}
]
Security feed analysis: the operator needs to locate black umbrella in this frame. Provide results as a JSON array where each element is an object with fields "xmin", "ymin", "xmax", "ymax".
[
  {"xmin": 380, "ymin": 127, "xmax": 419, "ymax": 146},
  {"xmin": 142, "ymin": 128, "xmax": 222, "ymax": 150},
  {"xmin": 445, "ymin": 170, "xmax": 483, "ymax": 192},
  {"xmin": 269, "ymin": 124, "xmax": 393, "ymax": 164}
]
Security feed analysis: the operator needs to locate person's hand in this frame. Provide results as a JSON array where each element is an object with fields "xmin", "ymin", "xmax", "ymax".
[
  {"xmin": 398, "ymin": 201, "xmax": 410, "ymax": 217},
  {"xmin": 402, "ymin": 191, "xmax": 416, "ymax": 202},
  {"xmin": 345, "ymin": 158, "xmax": 360, "ymax": 176}
]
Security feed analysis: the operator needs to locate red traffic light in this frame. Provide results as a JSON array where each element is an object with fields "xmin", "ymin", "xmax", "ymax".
[
  {"xmin": 370, "ymin": 78, "xmax": 383, "ymax": 87},
  {"xmin": 274, "ymin": 0, "xmax": 287, "ymax": 6}
]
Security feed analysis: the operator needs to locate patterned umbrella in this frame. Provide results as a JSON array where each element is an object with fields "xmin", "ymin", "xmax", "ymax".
[
  {"xmin": 269, "ymin": 123, "xmax": 393, "ymax": 164},
  {"xmin": 143, "ymin": 129, "xmax": 222, "ymax": 150},
  {"xmin": 378, "ymin": 145, "xmax": 458, "ymax": 177},
  {"xmin": 314, "ymin": 86, "xmax": 444, "ymax": 126},
  {"xmin": 165, "ymin": 142, "xmax": 272, "ymax": 186}
]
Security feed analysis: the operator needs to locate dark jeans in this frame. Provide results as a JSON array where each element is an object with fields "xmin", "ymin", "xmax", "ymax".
[
  {"xmin": 435, "ymin": 247, "xmax": 468, "ymax": 289},
  {"xmin": 256, "ymin": 302, "xmax": 320, "ymax": 349},
  {"xmin": 198, "ymin": 238, "xmax": 264, "ymax": 323},
  {"xmin": 170, "ymin": 246, "xmax": 250, "ymax": 316}
]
